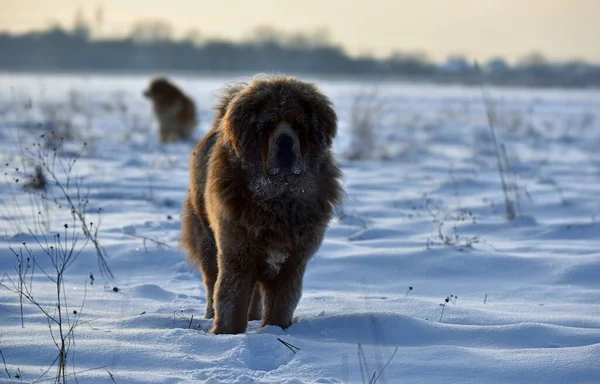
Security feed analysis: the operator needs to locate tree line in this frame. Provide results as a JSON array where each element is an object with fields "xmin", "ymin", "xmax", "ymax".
[{"xmin": 1, "ymin": 21, "xmax": 599, "ymax": 88}]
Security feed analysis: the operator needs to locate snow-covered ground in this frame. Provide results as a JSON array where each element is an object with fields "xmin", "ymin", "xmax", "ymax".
[{"xmin": 0, "ymin": 72, "xmax": 599, "ymax": 383}]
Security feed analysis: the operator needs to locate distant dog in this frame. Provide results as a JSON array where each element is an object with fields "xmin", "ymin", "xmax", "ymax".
[
  {"xmin": 181, "ymin": 75, "xmax": 343, "ymax": 334},
  {"xmin": 143, "ymin": 78, "xmax": 197, "ymax": 143}
]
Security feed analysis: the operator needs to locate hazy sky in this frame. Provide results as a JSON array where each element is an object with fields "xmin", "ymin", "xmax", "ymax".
[{"xmin": 1, "ymin": 0, "xmax": 599, "ymax": 63}]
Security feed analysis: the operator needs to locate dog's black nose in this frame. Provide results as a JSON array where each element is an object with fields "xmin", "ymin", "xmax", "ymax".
[{"xmin": 277, "ymin": 135, "xmax": 294, "ymax": 149}]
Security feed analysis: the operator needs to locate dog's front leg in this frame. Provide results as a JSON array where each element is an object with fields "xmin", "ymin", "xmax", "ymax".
[
  {"xmin": 211, "ymin": 256, "xmax": 255, "ymax": 334},
  {"xmin": 261, "ymin": 261, "xmax": 307, "ymax": 329}
]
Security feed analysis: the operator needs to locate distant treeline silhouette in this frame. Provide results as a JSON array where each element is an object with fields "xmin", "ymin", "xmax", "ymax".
[{"xmin": 1, "ymin": 22, "xmax": 600, "ymax": 88}]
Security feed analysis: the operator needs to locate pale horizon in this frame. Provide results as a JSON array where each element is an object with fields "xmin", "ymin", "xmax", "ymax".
[{"xmin": 1, "ymin": 0, "xmax": 599, "ymax": 63}]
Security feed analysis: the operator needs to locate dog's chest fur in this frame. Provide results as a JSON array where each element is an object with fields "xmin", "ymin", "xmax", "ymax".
[
  {"xmin": 265, "ymin": 248, "xmax": 288, "ymax": 273},
  {"xmin": 252, "ymin": 197, "xmax": 326, "ymax": 274}
]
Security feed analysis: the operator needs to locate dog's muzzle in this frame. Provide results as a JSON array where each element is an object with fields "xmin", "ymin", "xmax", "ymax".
[{"xmin": 277, "ymin": 134, "xmax": 296, "ymax": 168}]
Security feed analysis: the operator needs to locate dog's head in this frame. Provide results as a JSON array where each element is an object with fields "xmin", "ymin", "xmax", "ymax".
[
  {"xmin": 143, "ymin": 77, "xmax": 182, "ymax": 105},
  {"xmin": 220, "ymin": 76, "xmax": 337, "ymax": 189}
]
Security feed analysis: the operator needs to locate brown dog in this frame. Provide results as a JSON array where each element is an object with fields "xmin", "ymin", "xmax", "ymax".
[
  {"xmin": 143, "ymin": 77, "xmax": 197, "ymax": 143},
  {"xmin": 181, "ymin": 75, "xmax": 343, "ymax": 334}
]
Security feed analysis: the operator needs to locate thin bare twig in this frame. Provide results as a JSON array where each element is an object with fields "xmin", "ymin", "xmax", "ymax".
[
  {"xmin": 369, "ymin": 347, "xmax": 399, "ymax": 384},
  {"xmin": 277, "ymin": 338, "xmax": 300, "ymax": 354},
  {"xmin": 0, "ymin": 343, "xmax": 11, "ymax": 379}
]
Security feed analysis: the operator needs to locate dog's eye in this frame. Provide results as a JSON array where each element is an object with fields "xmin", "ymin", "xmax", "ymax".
[{"xmin": 259, "ymin": 121, "xmax": 274, "ymax": 132}]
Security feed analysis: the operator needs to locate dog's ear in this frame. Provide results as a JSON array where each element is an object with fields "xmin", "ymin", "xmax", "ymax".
[
  {"xmin": 215, "ymin": 83, "xmax": 246, "ymax": 118},
  {"xmin": 302, "ymin": 83, "xmax": 337, "ymax": 148},
  {"xmin": 221, "ymin": 88, "xmax": 257, "ymax": 155},
  {"xmin": 311, "ymin": 90, "xmax": 337, "ymax": 147}
]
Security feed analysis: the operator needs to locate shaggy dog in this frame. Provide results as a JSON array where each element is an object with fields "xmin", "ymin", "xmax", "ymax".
[
  {"xmin": 181, "ymin": 75, "xmax": 343, "ymax": 334},
  {"xmin": 143, "ymin": 77, "xmax": 197, "ymax": 143}
]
